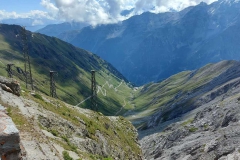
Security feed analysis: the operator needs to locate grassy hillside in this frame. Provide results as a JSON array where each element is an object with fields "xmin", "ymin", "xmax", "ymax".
[
  {"xmin": 0, "ymin": 24, "xmax": 134, "ymax": 116},
  {"xmin": 126, "ymin": 60, "xmax": 240, "ymax": 129}
]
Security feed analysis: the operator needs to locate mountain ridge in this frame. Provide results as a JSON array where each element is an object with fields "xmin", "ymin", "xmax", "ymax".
[
  {"xmin": 0, "ymin": 23, "xmax": 133, "ymax": 116},
  {"xmin": 44, "ymin": 0, "xmax": 240, "ymax": 85}
]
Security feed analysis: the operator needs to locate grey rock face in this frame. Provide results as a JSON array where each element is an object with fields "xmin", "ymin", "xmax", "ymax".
[
  {"xmin": 141, "ymin": 81, "xmax": 240, "ymax": 159},
  {"xmin": 0, "ymin": 76, "xmax": 20, "ymax": 96},
  {"xmin": 37, "ymin": 106, "xmax": 142, "ymax": 159}
]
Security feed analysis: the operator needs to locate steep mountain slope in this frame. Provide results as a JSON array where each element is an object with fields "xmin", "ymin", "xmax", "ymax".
[
  {"xmin": 56, "ymin": 0, "xmax": 240, "ymax": 85},
  {"xmin": 139, "ymin": 60, "xmax": 240, "ymax": 159},
  {"xmin": 125, "ymin": 60, "xmax": 240, "ymax": 132},
  {"xmin": 121, "ymin": 60, "xmax": 240, "ymax": 159},
  {"xmin": 0, "ymin": 77, "xmax": 142, "ymax": 159},
  {"xmin": 141, "ymin": 89, "xmax": 240, "ymax": 159},
  {"xmin": 0, "ymin": 24, "xmax": 134, "ymax": 116}
]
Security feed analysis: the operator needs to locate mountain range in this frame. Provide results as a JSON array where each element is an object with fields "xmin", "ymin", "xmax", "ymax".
[{"xmin": 38, "ymin": 0, "xmax": 240, "ymax": 85}]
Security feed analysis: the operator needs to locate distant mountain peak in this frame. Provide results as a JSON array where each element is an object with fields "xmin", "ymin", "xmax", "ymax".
[{"xmin": 199, "ymin": 1, "xmax": 208, "ymax": 6}]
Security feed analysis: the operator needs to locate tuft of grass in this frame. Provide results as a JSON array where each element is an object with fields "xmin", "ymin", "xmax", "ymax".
[
  {"xmin": 6, "ymin": 107, "xmax": 12, "ymax": 116},
  {"xmin": 33, "ymin": 93, "xmax": 43, "ymax": 101},
  {"xmin": 49, "ymin": 129, "xmax": 59, "ymax": 137},
  {"xmin": 103, "ymin": 158, "xmax": 113, "ymax": 160},
  {"xmin": 61, "ymin": 136, "xmax": 77, "ymax": 152},
  {"xmin": 189, "ymin": 127, "xmax": 198, "ymax": 132},
  {"xmin": 62, "ymin": 151, "xmax": 73, "ymax": 160}
]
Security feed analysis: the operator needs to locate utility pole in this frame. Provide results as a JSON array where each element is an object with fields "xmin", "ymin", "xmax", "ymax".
[
  {"xmin": 50, "ymin": 71, "xmax": 57, "ymax": 98},
  {"xmin": 91, "ymin": 70, "xmax": 97, "ymax": 110},
  {"xmin": 6, "ymin": 64, "xmax": 14, "ymax": 78},
  {"xmin": 22, "ymin": 27, "xmax": 34, "ymax": 90}
]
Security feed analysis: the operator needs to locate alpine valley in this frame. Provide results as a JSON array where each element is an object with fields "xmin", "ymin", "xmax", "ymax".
[{"xmin": 1, "ymin": 0, "xmax": 240, "ymax": 160}]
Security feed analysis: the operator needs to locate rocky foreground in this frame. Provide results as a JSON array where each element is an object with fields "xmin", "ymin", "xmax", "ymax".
[
  {"xmin": 141, "ymin": 74, "xmax": 240, "ymax": 159},
  {"xmin": 0, "ymin": 77, "xmax": 143, "ymax": 160}
]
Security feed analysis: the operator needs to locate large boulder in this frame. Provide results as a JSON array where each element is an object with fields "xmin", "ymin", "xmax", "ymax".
[
  {"xmin": 0, "ymin": 76, "xmax": 20, "ymax": 96},
  {"xmin": 0, "ymin": 105, "xmax": 21, "ymax": 160}
]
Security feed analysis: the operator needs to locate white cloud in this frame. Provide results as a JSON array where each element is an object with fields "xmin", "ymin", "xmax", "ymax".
[
  {"xmin": 32, "ymin": 19, "xmax": 44, "ymax": 26},
  {"xmin": 41, "ymin": 0, "xmax": 59, "ymax": 16},
  {"xmin": 0, "ymin": 9, "xmax": 57, "ymax": 27},
  {"xmin": 40, "ymin": 0, "xmax": 218, "ymax": 26},
  {"xmin": 0, "ymin": 10, "xmax": 19, "ymax": 20},
  {"xmin": 0, "ymin": 10, "xmax": 53, "ymax": 20},
  {"xmin": 0, "ymin": 0, "xmax": 219, "ymax": 26},
  {"xmin": 41, "ymin": 0, "xmax": 128, "ymax": 26}
]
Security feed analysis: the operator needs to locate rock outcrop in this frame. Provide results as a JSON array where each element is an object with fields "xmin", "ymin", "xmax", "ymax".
[
  {"xmin": 0, "ymin": 76, "xmax": 20, "ymax": 96},
  {"xmin": 0, "ymin": 83, "xmax": 143, "ymax": 159},
  {"xmin": 140, "ymin": 76, "xmax": 240, "ymax": 159},
  {"xmin": 0, "ymin": 105, "xmax": 21, "ymax": 160}
]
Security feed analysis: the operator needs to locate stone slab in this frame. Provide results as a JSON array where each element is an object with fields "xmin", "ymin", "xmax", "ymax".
[{"xmin": 0, "ymin": 108, "xmax": 21, "ymax": 159}]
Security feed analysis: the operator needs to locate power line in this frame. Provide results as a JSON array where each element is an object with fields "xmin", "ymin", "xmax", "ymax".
[
  {"xmin": 75, "ymin": 71, "xmax": 126, "ymax": 110},
  {"xmin": 91, "ymin": 70, "xmax": 97, "ymax": 111},
  {"xmin": 6, "ymin": 64, "xmax": 14, "ymax": 78},
  {"xmin": 75, "ymin": 96, "xmax": 92, "ymax": 107},
  {"xmin": 22, "ymin": 26, "xmax": 34, "ymax": 91},
  {"xmin": 50, "ymin": 71, "xmax": 57, "ymax": 98}
]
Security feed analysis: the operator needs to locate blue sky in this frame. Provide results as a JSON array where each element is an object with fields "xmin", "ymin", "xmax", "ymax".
[
  {"xmin": 0, "ymin": 0, "xmax": 46, "ymax": 13},
  {"xmin": 0, "ymin": 0, "xmax": 218, "ymax": 26}
]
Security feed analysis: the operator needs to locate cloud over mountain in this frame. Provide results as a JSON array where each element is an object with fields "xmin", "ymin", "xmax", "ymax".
[
  {"xmin": 0, "ymin": 0, "xmax": 218, "ymax": 26},
  {"xmin": 41, "ymin": 0, "xmax": 217, "ymax": 25}
]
